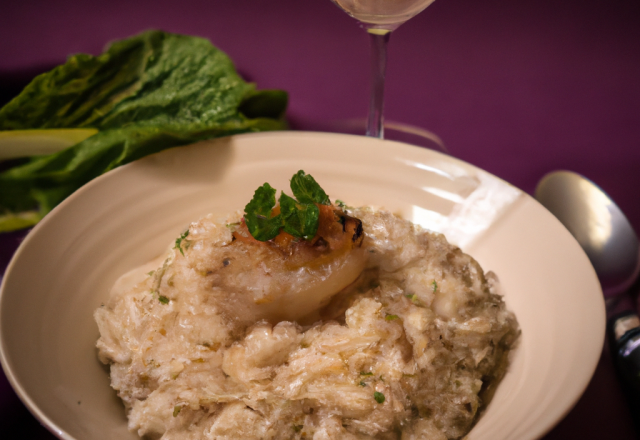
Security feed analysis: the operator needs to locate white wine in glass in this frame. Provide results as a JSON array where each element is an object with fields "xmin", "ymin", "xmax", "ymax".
[{"xmin": 331, "ymin": 0, "xmax": 436, "ymax": 138}]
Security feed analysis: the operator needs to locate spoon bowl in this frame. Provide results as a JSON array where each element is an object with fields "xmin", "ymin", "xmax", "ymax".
[{"xmin": 535, "ymin": 171, "xmax": 640, "ymax": 295}]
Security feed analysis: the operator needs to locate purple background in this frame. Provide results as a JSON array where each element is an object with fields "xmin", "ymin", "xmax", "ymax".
[{"xmin": 1, "ymin": 0, "xmax": 639, "ymax": 438}]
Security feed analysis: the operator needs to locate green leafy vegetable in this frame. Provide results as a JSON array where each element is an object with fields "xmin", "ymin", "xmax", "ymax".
[
  {"xmin": 360, "ymin": 372, "xmax": 373, "ymax": 376},
  {"xmin": 0, "ymin": 30, "xmax": 288, "ymax": 232},
  {"xmin": 385, "ymin": 314, "xmax": 399, "ymax": 321},
  {"xmin": 432, "ymin": 280, "xmax": 438, "ymax": 292},
  {"xmin": 243, "ymin": 170, "xmax": 330, "ymax": 241},
  {"xmin": 158, "ymin": 295, "xmax": 170, "ymax": 304},
  {"xmin": 0, "ymin": 129, "xmax": 98, "ymax": 160},
  {"xmin": 0, "ymin": 210, "xmax": 42, "ymax": 232},
  {"xmin": 374, "ymin": 391, "xmax": 385, "ymax": 404}
]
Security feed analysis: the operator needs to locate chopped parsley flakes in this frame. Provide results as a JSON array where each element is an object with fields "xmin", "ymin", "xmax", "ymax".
[
  {"xmin": 374, "ymin": 391, "xmax": 385, "ymax": 404},
  {"xmin": 174, "ymin": 230, "xmax": 189, "ymax": 256}
]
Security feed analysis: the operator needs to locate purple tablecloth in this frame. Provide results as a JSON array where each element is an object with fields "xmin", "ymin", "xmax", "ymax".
[{"xmin": 1, "ymin": 0, "xmax": 639, "ymax": 438}]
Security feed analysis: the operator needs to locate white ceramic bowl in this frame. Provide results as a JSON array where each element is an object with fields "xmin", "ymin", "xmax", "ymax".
[{"xmin": 0, "ymin": 132, "xmax": 605, "ymax": 440}]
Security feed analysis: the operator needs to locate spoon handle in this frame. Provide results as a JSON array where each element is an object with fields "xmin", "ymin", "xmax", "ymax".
[{"xmin": 609, "ymin": 311, "xmax": 640, "ymax": 432}]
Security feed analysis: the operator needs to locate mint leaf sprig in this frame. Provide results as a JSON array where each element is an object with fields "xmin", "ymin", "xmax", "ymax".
[
  {"xmin": 244, "ymin": 170, "xmax": 331, "ymax": 242},
  {"xmin": 243, "ymin": 183, "xmax": 282, "ymax": 241},
  {"xmin": 290, "ymin": 169, "xmax": 330, "ymax": 205}
]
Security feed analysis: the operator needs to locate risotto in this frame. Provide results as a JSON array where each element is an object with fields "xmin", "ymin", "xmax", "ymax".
[{"xmin": 95, "ymin": 174, "xmax": 519, "ymax": 440}]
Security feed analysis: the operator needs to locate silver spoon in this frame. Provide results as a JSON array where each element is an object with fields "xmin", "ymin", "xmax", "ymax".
[
  {"xmin": 536, "ymin": 171, "xmax": 640, "ymax": 433},
  {"xmin": 535, "ymin": 170, "xmax": 639, "ymax": 296}
]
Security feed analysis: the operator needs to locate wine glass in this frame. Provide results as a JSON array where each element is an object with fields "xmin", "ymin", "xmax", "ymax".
[{"xmin": 331, "ymin": 0, "xmax": 437, "ymax": 138}]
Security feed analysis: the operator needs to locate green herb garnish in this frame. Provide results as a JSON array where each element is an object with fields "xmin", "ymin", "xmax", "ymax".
[
  {"xmin": 374, "ymin": 392, "xmax": 385, "ymax": 404},
  {"xmin": 405, "ymin": 294, "xmax": 423, "ymax": 306},
  {"xmin": 359, "ymin": 381, "xmax": 366, "ymax": 387},
  {"xmin": 385, "ymin": 314, "xmax": 399, "ymax": 321},
  {"xmin": 279, "ymin": 192, "xmax": 319, "ymax": 240},
  {"xmin": 174, "ymin": 230, "xmax": 189, "ymax": 256},
  {"xmin": 244, "ymin": 183, "xmax": 282, "ymax": 241},
  {"xmin": 360, "ymin": 372, "xmax": 373, "ymax": 376},
  {"xmin": 432, "ymin": 280, "xmax": 438, "ymax": 292},
  {"xmin": 290, "ymin": 170, "xmax": 330, "ymax": 205},
  {"xmin": 173, "ymin": 405, "xmax": 182, "ymax": 417},
  {"xmin": 244, "ymin": 170, "xmax": 331, "ymax": 241},
  {"xmin": 225, "ymin": 222, "xmax": 240, "ymax": 232},
  {"xmin": 158, "ymin": 295, "xmax": 170, "ymax": 304}
]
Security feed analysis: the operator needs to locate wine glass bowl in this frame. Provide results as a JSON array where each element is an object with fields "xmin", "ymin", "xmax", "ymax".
[{"xmin": 332, "ymin": 0, "xmax": 436, "ymax": 30}]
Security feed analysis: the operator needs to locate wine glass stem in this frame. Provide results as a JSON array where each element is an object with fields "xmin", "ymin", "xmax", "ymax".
[{"xmin": 366, "ymin": 30, "xmax": 391, "ymax": 139}]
